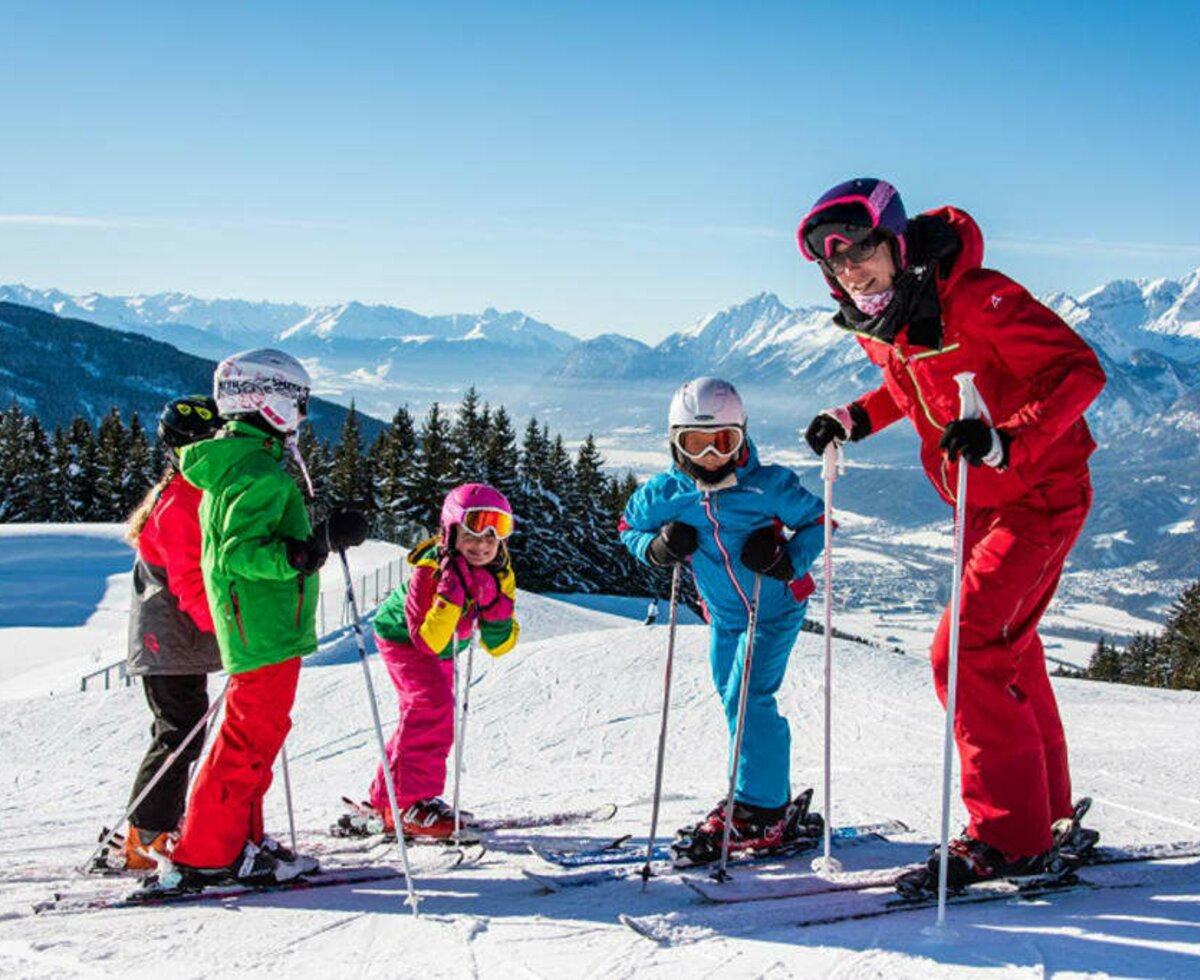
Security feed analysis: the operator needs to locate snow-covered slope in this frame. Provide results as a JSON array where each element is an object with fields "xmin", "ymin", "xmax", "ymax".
[{"xmin": 2, "ymin": 525, "xmax": 1199, "ymax": 977}]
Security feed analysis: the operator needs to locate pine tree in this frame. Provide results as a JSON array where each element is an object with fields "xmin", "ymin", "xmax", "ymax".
[
  {"xmin": 1160, "ymin": 580, "xmax": 1200, "ymax": 690},
  {"xmin": 403, "ymin": 402, "xmax": 456, "ymax": 537},
  {"xmin": 65, "ymin": 416, "xmax": 100, "ymax": 520},
  {"xmin": 483, "ymin": 406, "xmax": 519, "ymax": 501},
  {"xmin": 370, "ymin": 406, "xmax": 419, "ymax": 543},
  {"xmin": 1087, "ymin": 637, "xmax": 1123, "ymax": 683},
  {"xmin": 120, "ymin": 413, "xmax": 157, "ymax": 519},
  {"xmin": 46, "ymin": 425, "xmax": 75, "ymax": 520},
  {"xmin": 450, "ymin": 387, "xmax": 489, "ymax": 485},
  {"xmin": 330, "ymin": 402, "xmax": 373, "ymax": 515},
  {"xmin": 0, "ymin": 404, "xmax": 53, "ymax": 522},
  {"xmin": 291, "ymin": 425, "xmax": 332, "ymax": 505},
  {"xmin": 94, "ymin": 408, "xmax": 130, "ymax": 520},
  {"xmin": 1117, "ymin": 632, "xmax": 1159, "ymax": 688}
]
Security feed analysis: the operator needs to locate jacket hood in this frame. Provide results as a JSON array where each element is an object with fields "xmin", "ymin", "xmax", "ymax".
[
  {"xmin": 179, "ymin": 419, "xmax": 284, "ymax": 492},
  {"xmin": 920, "ymin": 206, "xmax": 983, "ymax": 293},
  {"xmin": 407, "ymin": 536, "xmax": 441, "ymax": 567}
]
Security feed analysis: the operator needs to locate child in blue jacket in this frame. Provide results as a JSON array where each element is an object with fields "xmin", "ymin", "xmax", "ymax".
[{"xmin": 620, "ymin": 377, "xmax": 825, "ymax": 865}]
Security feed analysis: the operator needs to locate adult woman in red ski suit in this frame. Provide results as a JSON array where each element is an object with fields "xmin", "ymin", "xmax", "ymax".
[{"xmin": 798, "ymin": 178, "xmax": 1106, "ymax": 892}]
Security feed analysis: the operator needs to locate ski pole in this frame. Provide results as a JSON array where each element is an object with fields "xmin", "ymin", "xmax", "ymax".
[
  {"xmin": 813, "ymin": 441, "xmax": 845, "ymax": 875},
  {"xmin": 339, "ymin": 547, "xmax": 421, "ymax": 915},
  {"xmin": 452, "ymin": 629, "xmax": 476, "ymax": 842},
  {"xmin": 713, "ymin": 574, "xmax": 762, "ymax": 883},
  {"xmin": 640, "ymin": 563, "xmax": 682, "ymax": 888},
  {"xmin": 79, "ymin": 677, "xmax": 229, "ymax": 876},
  {"xmin": 933, "ymin": 372, "xmax": 990, "ymax": 930},
  {"xmin": 279, "ymin": 742, "xmax": 298, "ymax": 854}
]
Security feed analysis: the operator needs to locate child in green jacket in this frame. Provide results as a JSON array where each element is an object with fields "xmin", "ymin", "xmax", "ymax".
[{"xmin": 159, "ymin": 349, "xmax": 366, "ymax": 891}]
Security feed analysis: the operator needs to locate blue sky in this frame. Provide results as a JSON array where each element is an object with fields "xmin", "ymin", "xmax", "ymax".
[{"xmin": 1, "ymin": 0, "xmax": 1197, "ymax": 342}]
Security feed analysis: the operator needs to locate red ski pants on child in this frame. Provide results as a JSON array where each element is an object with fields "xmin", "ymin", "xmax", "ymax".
[
  {"xmin": 172, "ymin": 657, "xmax": 301, "ymax": 869},
  {"xmin": 930, "ymin": 478, "xmax": 1091, "ymax": 858},
  {"xmin": 368, "ymin": 639, "xmax": 455, "ymax": 811}
]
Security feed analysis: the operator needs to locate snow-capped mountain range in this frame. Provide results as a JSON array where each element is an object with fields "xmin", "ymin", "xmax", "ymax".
[
  {"xmin": 2, "ymin": 271, "xmax": 1199, "ymax": 587},
  {"xmin": 4, "ymin": 270, "xmax": 1198, "ymax": 393}
]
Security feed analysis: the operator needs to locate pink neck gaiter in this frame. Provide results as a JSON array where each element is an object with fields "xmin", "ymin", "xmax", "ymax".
[{"xmin": 853, "ymin": 287, "xmax": 895, "ymax": 317}]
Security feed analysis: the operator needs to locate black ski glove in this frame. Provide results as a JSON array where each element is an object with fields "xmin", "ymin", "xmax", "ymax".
[
  {"xmin": 646, "ymin": 521, "xmax": 699, "ymax": 567},
  {"xmin": 312, "ymin": 508, "xmax": 370, "ymax": 554},
  {"xmin": 939, "ymin": 419, "xmax": 1010, "ymax": 468},
  {"xmin": 285, "ymin": 536, "xmax": 327, "ymax": 575},
  {"xmin": 803, "ymin": 403, "xmax": 871, "ymax": 456},
  {"xmin": 740, "ymin": 526, "xmax": 794, "ymax": 581}
]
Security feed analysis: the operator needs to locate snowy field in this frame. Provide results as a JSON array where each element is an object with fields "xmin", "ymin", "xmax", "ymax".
[{"xmin": 2, "ymin": 526, "xmax": 1200, "ymax": 978}]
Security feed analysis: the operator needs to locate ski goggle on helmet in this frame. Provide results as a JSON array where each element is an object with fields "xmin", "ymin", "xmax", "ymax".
[
  {"xmin": 441, "ymin": 483, "xmax": 514, "ymax": 544},
  {"xmin": 668, "ymin": 377, "xmax": 747, "ymax": 460},
  {"xmin": 671, "ymin": 426, "xmax": 745, "ymax": 460},
  {"xmin": 157, "ymin": 394, "xmax": 222, "ymax": 451},
  {"xmin": 797, "ymin": 177, "xmax": 908, "ymax": 269}
]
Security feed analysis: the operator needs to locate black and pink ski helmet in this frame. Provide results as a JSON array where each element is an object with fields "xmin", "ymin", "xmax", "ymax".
[{"xmin": 797, "ymin": 177, "xmax": 909, "ymax": 268}]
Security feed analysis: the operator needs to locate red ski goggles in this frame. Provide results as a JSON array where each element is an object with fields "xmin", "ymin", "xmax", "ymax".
[
  {"xmin": 460, "ymin": 507, "xmax": 514, "ymax": 540},
  {"xmin": 672, "ymin": 425, "xmax": 744, "ymax": 460}
]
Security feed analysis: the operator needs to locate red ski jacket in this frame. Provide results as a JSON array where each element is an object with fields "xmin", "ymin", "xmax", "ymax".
[
  {"xmin": 137, "ymin": 473, "xmax": 215, "ymax": 634},
  {"xmin": 846, "ymin": 207, "xmax": 1105, "ymax": 508}
]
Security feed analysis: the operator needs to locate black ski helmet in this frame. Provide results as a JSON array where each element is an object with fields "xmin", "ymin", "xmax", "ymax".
[{"xmin": 157, "ymin": 394, "xmax": 222, "ymax": 451}]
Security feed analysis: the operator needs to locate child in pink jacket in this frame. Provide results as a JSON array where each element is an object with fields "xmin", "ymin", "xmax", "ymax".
[{"xmin": 365, "ymin": 484, "xmax": 519, "ymax": 838}]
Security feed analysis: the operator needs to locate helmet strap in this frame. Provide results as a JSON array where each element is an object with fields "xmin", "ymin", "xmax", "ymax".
[{"xmin": 287, "ymin": 435, "xmax": 315, "ymax": 500}]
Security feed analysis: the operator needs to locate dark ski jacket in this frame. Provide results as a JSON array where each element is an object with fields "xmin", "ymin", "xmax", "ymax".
[{"xmin": 126, "ymin": 472, "xmax": 221, "ymax": 677}]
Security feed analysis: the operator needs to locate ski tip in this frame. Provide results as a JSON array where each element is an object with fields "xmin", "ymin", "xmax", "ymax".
[{"xmin": 618, "ymin": 912, "xmax": 666, "ymax": 943}]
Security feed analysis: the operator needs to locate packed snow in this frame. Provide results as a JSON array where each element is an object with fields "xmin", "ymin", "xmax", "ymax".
[{"xmin": 2, "ymin": 525, "xmax": 1199, "ymax": 978}]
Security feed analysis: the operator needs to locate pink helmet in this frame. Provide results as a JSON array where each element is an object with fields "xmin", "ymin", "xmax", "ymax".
[{"xmin": 440, "ymin": 483, "xmax": 513, "ymax": 547}]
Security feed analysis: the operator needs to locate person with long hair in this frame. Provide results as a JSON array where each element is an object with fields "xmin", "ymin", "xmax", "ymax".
[{"xmin": 119, "ymin": 395, "xmax": 223, "ymax": 870}]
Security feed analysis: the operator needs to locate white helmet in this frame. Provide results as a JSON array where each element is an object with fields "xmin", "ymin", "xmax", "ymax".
[
  {"xmin": 213, "ymin": 348, "xmax": 311, "ymax": 435},
  {"xmin": 668, "ymin": 377, "xmax": 746, "ymax": 430}
]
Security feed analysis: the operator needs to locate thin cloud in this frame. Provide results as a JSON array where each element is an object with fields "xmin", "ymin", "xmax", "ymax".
[
  {"xmin": 992, "ymin": 235, "xmax": 1200, "ymax": 258},
  {"xmin": 0, "ymin": 213, "xmax": 150, "ymax": 229}
]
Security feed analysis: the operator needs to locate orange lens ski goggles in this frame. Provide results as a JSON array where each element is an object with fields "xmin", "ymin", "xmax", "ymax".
[
  {"xmin": 461, "ymin": 507, "xmax": 514, "ymax": 540},
  {"xmin": 672, "ymin": 426, "xmax": 744, "ymax": 460}
]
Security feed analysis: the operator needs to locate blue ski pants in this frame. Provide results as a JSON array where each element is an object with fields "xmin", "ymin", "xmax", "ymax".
[{"xmin": 708, "ymin": 611, "xmax": 804, "ymax": 810}]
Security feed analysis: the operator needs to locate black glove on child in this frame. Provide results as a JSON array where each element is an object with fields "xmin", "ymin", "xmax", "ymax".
[
  {"xmin": 939, "ymin": 419, "xmax": 1009, "ymax": 468},
  {"xmin": 646, "ymin": 521, "xmax": 699, "ymax": 567},
  {"xmin": 285, "ymin": 537, "xmax": 327, "ymax": 575},
  {"xmin": 803, "ymin": 403, "xmax": 871, "ymax": 456},
  {"xmin": 740, "ymin": 526, "xmax": 794, "ymax": 581},
  {"xmin": 312, "ymin": 508, "xmax": 370, "ymax": 555}
]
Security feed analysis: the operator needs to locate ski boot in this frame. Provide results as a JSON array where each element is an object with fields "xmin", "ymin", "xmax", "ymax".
[
  {"xmin": 1052, "ymin": 797, "xmax": 1100, "ymax": 863},
  {"xmin": 259, "ymin": 835, "xmax": 320, "ymax": 879},
  {"xmin": 401, "ymin": 798, "xmax": 458, "ymax": 840},
  {"xmin": 122, "ymin": 826, "xmax": 175, "ymax": 871},
  {"xmin": 145, "ymin": 839, "xmax": 313, "ymax": 895},
  {"xmin": 331, "ymin": 798, "xmax": 389, "ymax": 838},
  {"xmin": 672, "ymin": 788, "xmax": 821, "ymax": 868},
  {"xmin": 894, "ymin": 832, "xmax": 1078, "ymax": 899}
]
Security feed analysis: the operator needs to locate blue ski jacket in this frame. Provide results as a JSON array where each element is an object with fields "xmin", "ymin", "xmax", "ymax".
[{"xmin": 620, "ymin": 440, "xmax": 825, "ymax": 629}]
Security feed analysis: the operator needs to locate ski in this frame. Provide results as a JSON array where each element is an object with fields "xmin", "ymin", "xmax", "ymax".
[
  {"xmin": 619, "ymin": 841, "xmax": 1200, "ymax": 942},
  {"xmin": 330, "ymin": 796, "xmax": 613, "ymax": 840},
  {"xmin": 33, "ymin": 866, "xmax": 405, "ymax": 916},
  {"xmin": 684, "ymin": 838, "xmax": 1200, "ymax": 905},
  {"xmin": 470, "ymin": 802, "xmax": 618, "ymax": 832},
  {"xmin": 523, "ymin": 820, "xmax": 910, "ymax": 891},
  {"xmin": 530, "ymin": 818, "xmax": 909, "ymax": 870}
]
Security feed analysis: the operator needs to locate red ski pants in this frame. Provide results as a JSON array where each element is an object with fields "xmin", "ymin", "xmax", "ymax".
[
  {"xmin": 368, "ymin": 638, "xmax": 455, "ymax": 811},
  {"xmin": 172, "ymin": 657, "xmax": 301, "ymax": 869},
  {"xmin": 930, "ymin": 477, "xmax": 1091, "ymax": 858}
]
